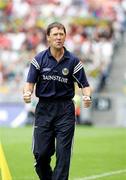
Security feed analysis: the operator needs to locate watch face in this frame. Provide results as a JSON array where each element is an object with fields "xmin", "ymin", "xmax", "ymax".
[{"xmin": 62, "ymin": 68, "xmax": 69, "ymax": 76}]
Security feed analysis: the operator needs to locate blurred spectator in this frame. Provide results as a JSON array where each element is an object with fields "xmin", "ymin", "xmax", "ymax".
[
  {"xmin": 74, "ymin": 94, "xmax": 81, "ymax": 124},
  {"xmin": 0, "ymin": 0, "xmax": 125, "ymax": 102},
  {"xmin": 0, "ymin": 32, "xmax": 11, "ymax": 49},
  {"xmin": 0, "ymin": 62, "xmax": 4, "ymax": 85}
]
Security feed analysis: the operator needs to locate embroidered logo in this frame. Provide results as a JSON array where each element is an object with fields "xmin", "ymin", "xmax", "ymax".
[
  {"xmin": 62, "ymin": 68, "xmax": 69, "ymax": 76},
  {"xmin": 42, "ymin": 68, "xmax": 51, "ymax": 72}
]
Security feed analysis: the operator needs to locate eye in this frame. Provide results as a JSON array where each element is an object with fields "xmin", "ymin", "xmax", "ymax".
[
  {"xmin": 53, "ymin": 33, "xmax": 64, "ymax": 36},
  {"xmin": 59, "ymin": 33, "xmax": 64, "ymax": 36}
]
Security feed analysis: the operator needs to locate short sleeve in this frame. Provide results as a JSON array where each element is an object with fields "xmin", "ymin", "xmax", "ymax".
[
  {"xmin": 27, "ymin": 55, "xmax": 40, "ymax": 83},
  {"xmin": 73, "ymin": 57, "xmax": 89, "ymax": 88}
]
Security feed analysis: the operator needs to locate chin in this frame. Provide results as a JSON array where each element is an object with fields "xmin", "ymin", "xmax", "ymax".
[{"xmin": 55, "ymin": 46, "xmax": 63, "ymax": 50}]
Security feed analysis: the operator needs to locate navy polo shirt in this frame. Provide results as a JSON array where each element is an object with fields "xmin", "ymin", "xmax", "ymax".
[{"xmin": 27, "ymin": 47, "xmax": 89, "ymax": 100}]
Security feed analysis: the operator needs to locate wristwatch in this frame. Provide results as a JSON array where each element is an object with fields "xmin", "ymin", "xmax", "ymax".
[{"xmin": 82, "ymin": 95, "xmax": 91, "ymax": 100}]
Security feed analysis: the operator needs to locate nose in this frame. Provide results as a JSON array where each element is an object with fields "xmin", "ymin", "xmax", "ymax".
[{"xmin": 57, "ymin": 34, "xmax": 61, "ymax": 39}]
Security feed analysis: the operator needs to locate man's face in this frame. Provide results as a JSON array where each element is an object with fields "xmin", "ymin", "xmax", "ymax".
[{"xmin": 47, "ymin": 27, "xmax": 66, "ymax": 49}]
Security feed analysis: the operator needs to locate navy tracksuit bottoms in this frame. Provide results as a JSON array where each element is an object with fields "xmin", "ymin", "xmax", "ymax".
[{"xmin": 32, "ymin": 99, "xmax": 75, "ymax": 180}]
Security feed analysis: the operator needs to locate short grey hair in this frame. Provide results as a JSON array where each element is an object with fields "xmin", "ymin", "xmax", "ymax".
[{"xmin": 46, "ymin": 22, "xmax": 66, "ymax": 36}]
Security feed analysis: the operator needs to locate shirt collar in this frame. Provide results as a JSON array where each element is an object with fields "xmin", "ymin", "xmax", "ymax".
[{"xmin": 47, "ymin": 47, "xmax": 70, "ymax": 60}]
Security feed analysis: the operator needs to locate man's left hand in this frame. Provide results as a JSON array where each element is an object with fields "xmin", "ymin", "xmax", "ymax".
[{"xmin": 83, "ymin": 96, "xmax": 92, "ymax": 108}]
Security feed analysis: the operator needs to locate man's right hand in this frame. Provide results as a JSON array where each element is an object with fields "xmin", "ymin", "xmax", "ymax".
[{"xmin": 23, "ymin": 91, "xmax": 32, "ymax": 103}]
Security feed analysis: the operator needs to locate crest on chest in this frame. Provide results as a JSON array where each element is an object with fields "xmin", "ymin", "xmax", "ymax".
[{"xmin": 62, "ymin": 68, "xmax": 69, "ymax": 76}]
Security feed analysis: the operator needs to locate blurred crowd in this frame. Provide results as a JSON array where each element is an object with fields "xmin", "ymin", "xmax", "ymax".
[{"xmin": 0, "ymin": 0, "xmax": 126, "ymax": 102}]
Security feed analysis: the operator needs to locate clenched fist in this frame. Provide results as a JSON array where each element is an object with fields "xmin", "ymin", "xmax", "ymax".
[
  {"xmin": 83, "ymin": 95, "xmax": 92, "ymax": 108},
  {"xmin": 23, "ymin": 91, "xmax": 32, "ymax": 103}
]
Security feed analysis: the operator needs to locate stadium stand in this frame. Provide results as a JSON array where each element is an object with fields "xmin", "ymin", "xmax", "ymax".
[{"xmin": 0, "ymin": 0, "xmax": 126, "ymax": 126}]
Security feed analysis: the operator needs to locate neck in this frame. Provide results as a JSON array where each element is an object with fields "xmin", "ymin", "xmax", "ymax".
[{"xmin": 50, "ymin": 47, "xmax": 64, "ymax": 61}]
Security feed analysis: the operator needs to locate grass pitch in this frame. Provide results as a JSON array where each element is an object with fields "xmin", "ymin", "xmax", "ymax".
[{"xmin": 0, "ymin": 126, "xmax": 126, "ymax": 180}]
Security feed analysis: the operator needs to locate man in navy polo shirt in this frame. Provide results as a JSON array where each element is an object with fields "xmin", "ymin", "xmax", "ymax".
[{"xmin": 23, "ymin": 22, "xmax": 92, "ymax": 180}]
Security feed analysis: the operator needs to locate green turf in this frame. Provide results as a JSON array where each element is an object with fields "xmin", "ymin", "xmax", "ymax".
[{"xmin": 0, "ymin": 126, "xmax": 126, "ymax": 180}]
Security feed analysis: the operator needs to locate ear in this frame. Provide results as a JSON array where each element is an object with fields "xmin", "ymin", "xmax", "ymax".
[{"xmin": 47, "ymin": 35, "xmax": 50, "ymax": 42}]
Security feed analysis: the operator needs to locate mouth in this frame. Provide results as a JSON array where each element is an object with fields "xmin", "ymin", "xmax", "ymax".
[{"xmin": 56, "ymin": 42, "xmax": 62, "ymax": 44}]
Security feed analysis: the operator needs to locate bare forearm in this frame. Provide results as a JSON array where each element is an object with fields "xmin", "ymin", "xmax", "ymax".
[
  {"xmin": 23, "ymin": 83, "xmax": 35, "ymax": 103},
  {"xmin": 81, "ymin": 86, "xmax": 92, "ymax": 108},
  {"xmin": 23, "ymin": 82, "xmax": 35, "ymax": 94},
  {"xmin": 81, "ymin": 86, "xmax": 92, "ymax": 97}
]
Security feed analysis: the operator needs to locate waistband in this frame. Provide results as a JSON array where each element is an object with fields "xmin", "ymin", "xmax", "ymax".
[{"xmin": 39, "ymin": 97, "xmax": 72, "ymax": 103}]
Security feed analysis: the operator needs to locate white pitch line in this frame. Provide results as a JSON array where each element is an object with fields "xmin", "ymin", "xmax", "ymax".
[
  {"xmin": 74, "ymin": 169, "xmax": 126, "ymax": 180},
  {"xmin": 12, "ymin": 169, "xmax": 126, "ymax": 180}
]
